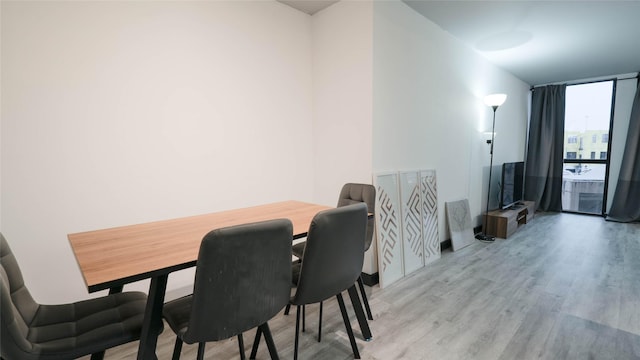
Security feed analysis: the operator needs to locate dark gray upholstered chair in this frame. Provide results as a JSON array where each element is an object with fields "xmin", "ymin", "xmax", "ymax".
[
  {"xmin": 291, "ymin": 183, "xmax": 376, "ymax": 325},
  {"xmin": 283, "ymin": 203, "xmax": 368, "ymax": 360},
  {"xmin": 0, "ymin": 232, "xmax": 149, "ymax": 360},
  {"xmin": 162, "ymin": 219, "xmax": 293, "ymax": 360}
]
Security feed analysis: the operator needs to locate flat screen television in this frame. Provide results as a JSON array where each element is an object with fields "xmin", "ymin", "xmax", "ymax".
[{"xmin": 500, "ymin": 161, "xmax": 524, "ymax": 209}]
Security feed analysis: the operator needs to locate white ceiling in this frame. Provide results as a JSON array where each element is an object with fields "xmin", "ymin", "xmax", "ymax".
[
  {"xmin": 280, "ymin": 0, "xmax": 640, "ymax": 86},
  {"xmin": 277, "ymin": 0, "xmax": 338, "ymax": 15},
  {"xmin": 403, "ymin": 1, "xmax": 640, "ymax": 85}
]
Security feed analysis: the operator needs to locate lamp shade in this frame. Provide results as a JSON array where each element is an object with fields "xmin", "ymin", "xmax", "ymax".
[{"xmin": 484, "ymin": 93, "xmax": 507, "ymax": 108}]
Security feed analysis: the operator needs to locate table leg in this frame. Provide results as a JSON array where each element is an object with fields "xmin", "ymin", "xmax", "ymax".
[
  {"xmin": 347, "ymin": 284, "xmax": 372, "ymax": 341},
  {"xmin": 137, "ymin": 275, "xmax": 168, "ymax": 360},
  {"xmin": 108, "ymin": 285, "xmax": 124, "ymax": 294}
]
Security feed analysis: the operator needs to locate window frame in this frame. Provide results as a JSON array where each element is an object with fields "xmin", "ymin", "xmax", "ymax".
[{"xmin": 562, "ymin": 78, "xmax": 617, "ymax": 216}]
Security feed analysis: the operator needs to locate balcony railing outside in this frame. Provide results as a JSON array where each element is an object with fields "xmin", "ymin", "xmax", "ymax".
[{"xmin": 561, "ymin": 163, "xmax": 606, "ymax": 214}]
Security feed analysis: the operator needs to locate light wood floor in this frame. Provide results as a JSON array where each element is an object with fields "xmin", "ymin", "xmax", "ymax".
[{"xmin": 89, "ymin": 212, "xmax": 640, "ymax": 359}]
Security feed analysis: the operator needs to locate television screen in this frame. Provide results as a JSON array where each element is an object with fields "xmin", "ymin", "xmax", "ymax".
[{"xmin": 501, "ymin": 161, "xmax": 524, "ymax": 209}]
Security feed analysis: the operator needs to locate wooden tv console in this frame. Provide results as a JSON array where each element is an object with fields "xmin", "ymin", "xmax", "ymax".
[{"xmin": 483, "ymin": 200, "xmax": 536, "ymax": 239}]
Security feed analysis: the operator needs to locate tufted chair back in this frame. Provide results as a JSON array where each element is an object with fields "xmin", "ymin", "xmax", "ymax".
[
  {"xmin": 1, "ymin": 232, "xmax": 40, "ymax": 358},
  {"xmin": 1, "ymin": 232, "xmax": 149, "ymax": 360},
  {"xmin": 337, "ymin": 183, "xmax": 376, "ymax": 251}
]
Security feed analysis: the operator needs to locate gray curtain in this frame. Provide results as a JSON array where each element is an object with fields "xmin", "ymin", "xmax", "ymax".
[
  {"xmin": 607, "ymin": 79, "xmax": 640, "ymax": 222},
  {"xmin": 524, "ymin": 84, "xmax": 566, "ymax": 212}
]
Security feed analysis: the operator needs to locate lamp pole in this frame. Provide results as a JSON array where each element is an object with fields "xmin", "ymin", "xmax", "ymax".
[{"xmin": 476, "ymin": 94, "xmax": 506, "ymax": 242}]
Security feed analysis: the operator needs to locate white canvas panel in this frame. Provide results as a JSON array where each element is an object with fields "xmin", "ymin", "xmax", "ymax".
[
  {"xmin": 399, "ymin": 171, "xmax": 424, "ymax": 275},
  {"xmin": 420, "ymin": 170, "xmax": 441, "ymax": 265},
  {"xmin": 374, "ymin": 172, "xmax": 404, "ymax": 288}
]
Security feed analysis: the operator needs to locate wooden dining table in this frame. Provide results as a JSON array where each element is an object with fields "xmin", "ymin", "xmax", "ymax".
[{"xmin": 68, "ymin": 200, "xmax": 372, "ymax": 360}]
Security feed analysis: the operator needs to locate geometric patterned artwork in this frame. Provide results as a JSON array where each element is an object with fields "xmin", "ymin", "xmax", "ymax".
[
  {"xmin": 445, "ymin": 199, "xmax": 475, "ymax": 251},
  {"xmin": 420, "ymin": 170, "xmax": 441, "ymax": 265},
  {"xmin": 399, "ymin": 171, "xmax": 424, "ymax": 276},
  {"xmin": 374, "ymin": 172, "xmax": 404, "ymax": 288}
]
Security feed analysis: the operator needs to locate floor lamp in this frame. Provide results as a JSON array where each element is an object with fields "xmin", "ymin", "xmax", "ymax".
[{"xmin": 476, "ymin": 93, "xmax": 507, "ymax": 242}]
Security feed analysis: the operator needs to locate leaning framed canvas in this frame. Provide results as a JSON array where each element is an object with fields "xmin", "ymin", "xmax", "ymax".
[
  {"xmin": 374, "ymin": 172, "xmax": 404, "ymax": 288},
  {"xmin": 420, "ymin": 170, "xmax": 440, "ymax": 264},
  {"xmin": 445, "ymin": 198, "xmax": 475, "ymax": 251}
]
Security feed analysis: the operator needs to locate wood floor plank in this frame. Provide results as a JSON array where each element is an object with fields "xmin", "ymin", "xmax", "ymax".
[
  {"xmin": 498, "ymin": 292, "xmax": 564, "ymax": 360},
  {"xmin": 81, "ymin": 212, "xmax": 640, "ymax": 359}
]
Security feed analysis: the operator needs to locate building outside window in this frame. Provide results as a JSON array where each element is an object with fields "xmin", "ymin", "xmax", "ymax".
[{"xmin": 562, "ymin": 81, "xmax": 614, "ymax": 216}]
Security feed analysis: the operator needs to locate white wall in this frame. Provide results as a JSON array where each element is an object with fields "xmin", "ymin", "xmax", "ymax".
[
  {"xmin": 372, "ymin": 1, "xmax": 530, "ymax": 239},
  {"xmin": 1, "ymin": 0, "xmax": 536, "ymax": 303},
  {"xmin": 0, "ymin": 0, "xmax": 2, "ymax": 233},
  {"xmin": 311, "ymin": 0, "xmax": 373, "ymax": 205},
  {"xmin": 310, "ymin": 1, "xmax": 376, "ymax": 272},
  {"xmin": 1, "ymin": 1, "xmax": 314, "ymax": 303}
]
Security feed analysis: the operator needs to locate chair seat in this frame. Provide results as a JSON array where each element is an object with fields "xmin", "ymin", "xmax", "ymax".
[
  {"xmin": 162, "ymin": 295, "xmax": 193, "ymax": 341},
  {"xmin": 25, "ymin": 291, "xmax": 148, "ymax": 358},
  {"xmin": 291, "ymin": 242, "xmax": 305, "ymax": 259}
]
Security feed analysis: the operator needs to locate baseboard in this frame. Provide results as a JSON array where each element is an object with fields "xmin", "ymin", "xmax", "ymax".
[
  {"xmin": 441, "ymin": 226, "xmax": 481, "ymax": 251},
  {"xmin": 361, "ymin": 272, "xmax": 379, "ymax": 287},
  {"xmin": 440, "ymin": 239, "xmax": 452, "ymax": 251}
]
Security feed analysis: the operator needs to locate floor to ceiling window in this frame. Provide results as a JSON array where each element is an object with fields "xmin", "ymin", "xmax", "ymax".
[{"xmin": 562, "ymin": 80, "xmax": 615, "ymax": 215}]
